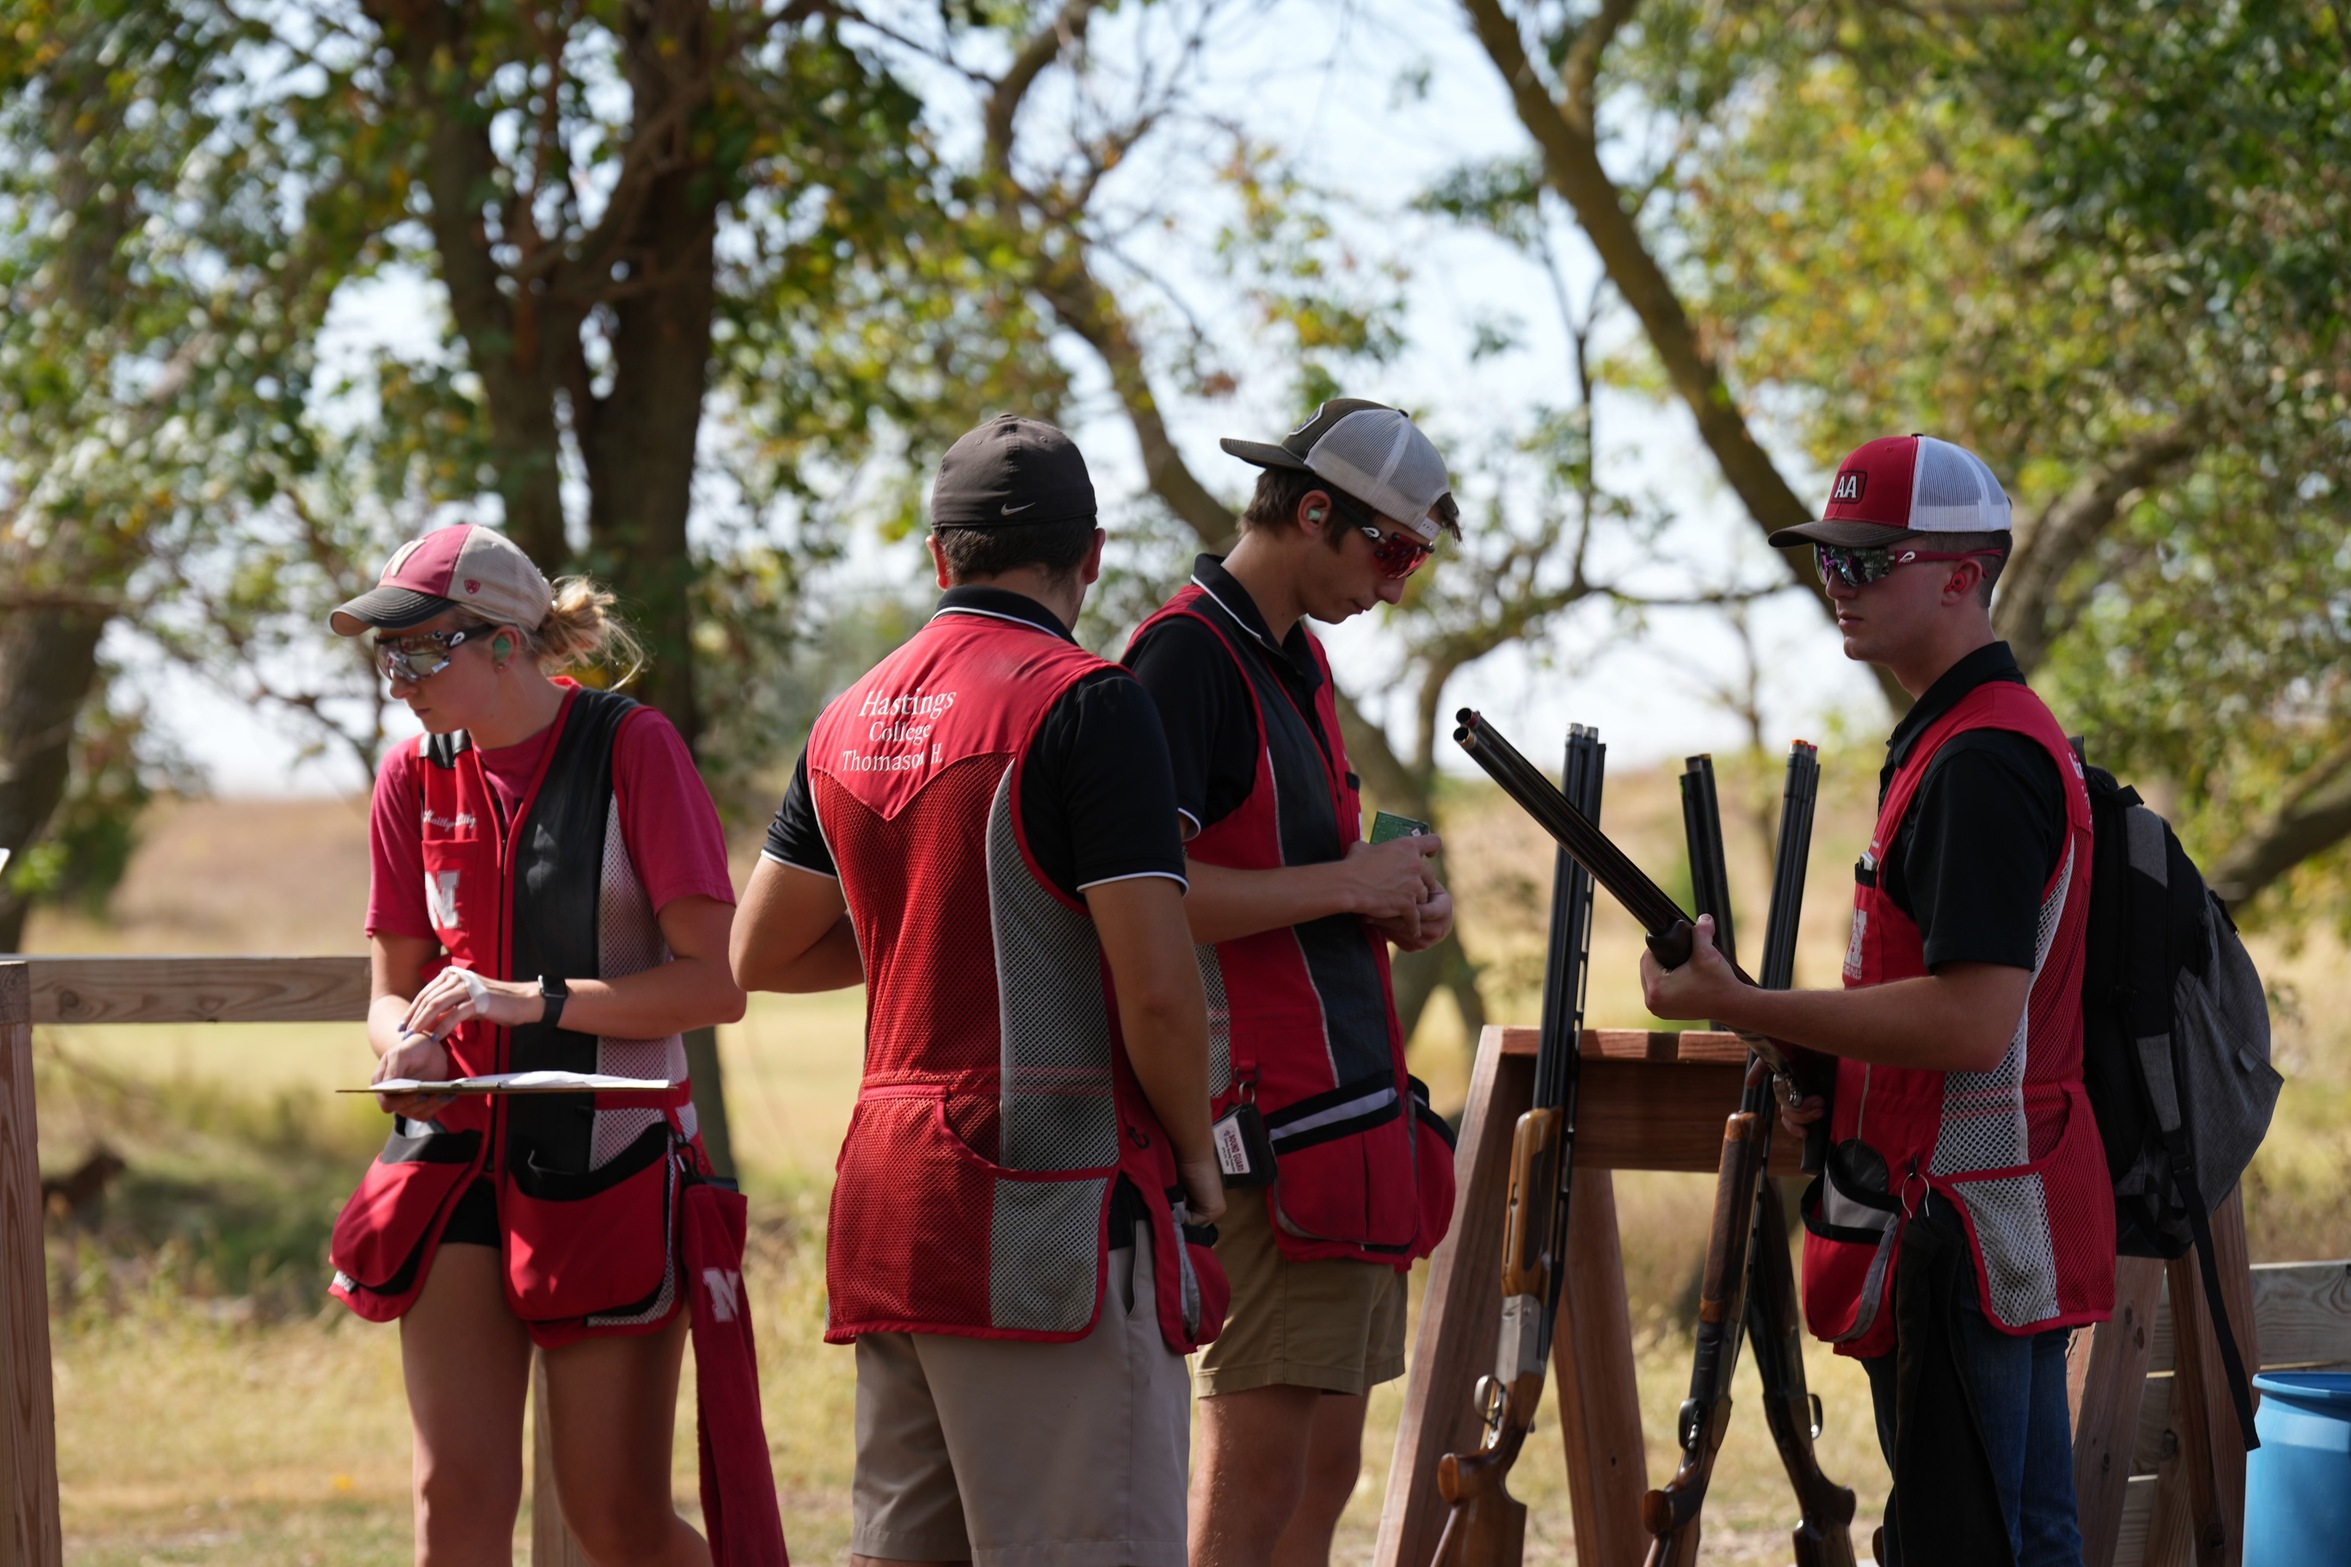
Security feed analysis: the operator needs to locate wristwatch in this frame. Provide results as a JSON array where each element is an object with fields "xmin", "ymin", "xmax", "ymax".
[{"xmin": 539, "ymin": 975, "xmax": 569, "ymax": 1032}]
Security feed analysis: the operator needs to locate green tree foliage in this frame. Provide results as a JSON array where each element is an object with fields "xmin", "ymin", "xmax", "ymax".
[
  {"xmin": 0, "ymin": 2, "xmax": 1064, "ymax": 907},
  {"xmin": 1458, "ymin": 0, "xmax": 2351, "ymax": 916}
]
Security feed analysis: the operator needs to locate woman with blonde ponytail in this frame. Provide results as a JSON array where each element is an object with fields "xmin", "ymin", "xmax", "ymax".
[
  {"xmin": 318, "ymin": 523, "xmax": 776, "ymax": 1565},
  {"xmin": 530, "ymin": 576, "xmax": 649, "ymax": 684}
]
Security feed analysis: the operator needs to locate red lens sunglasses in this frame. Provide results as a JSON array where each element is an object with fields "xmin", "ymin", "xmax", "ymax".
[{"xmin": 1324, "ymin": 490, "xmax": 1435, "ymax": 579}]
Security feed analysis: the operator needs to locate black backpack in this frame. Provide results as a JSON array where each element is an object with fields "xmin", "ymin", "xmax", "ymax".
[{"xmin": 2077, "ymin": 757, "xmax": 2283, "ymax": 1448}]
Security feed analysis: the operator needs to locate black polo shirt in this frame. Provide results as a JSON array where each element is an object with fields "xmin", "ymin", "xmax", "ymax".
[
  {"xmin": 762, "ymin": 587, "xmax": 1187, "ymax": 900},
  {"xmin": 1123, "ymin": 555, "xmax": 1342, "ymax": 836},
  {"xmin": 1878, "ymin": 641, "xmax": 2068, "ymax": 972}
]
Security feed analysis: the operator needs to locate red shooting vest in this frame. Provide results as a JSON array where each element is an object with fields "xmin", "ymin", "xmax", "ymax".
[
  {"xmin": 1126, "ymin": 581, "xmax": 1455, "ymax": 1269},
  {"xmin": 810, "ymin": 605, "xmax": 1225, "ymax": 1352},
  {"xmin": 1800, "ymin": 680, "xmax": 2112, "ymax": 1357},
  {"xmin": 328, "ymin": 685, "xmax": 701, "ymax": 1346}
]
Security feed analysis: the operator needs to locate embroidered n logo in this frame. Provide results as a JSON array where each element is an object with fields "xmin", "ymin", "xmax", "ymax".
[
  {"xmin": 702, "ymin": 1267, "xmax": 743, "ymax": 1323},
  {"xmin": 428, "ymin": 871, "xmax": 461, "ymax": 929}
]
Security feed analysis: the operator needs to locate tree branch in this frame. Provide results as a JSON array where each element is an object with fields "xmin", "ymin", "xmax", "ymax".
[
  {"xmin": 1994, "ymin": 426, "xmax": 2197, "ymax": 672},
  {"xmin": 1456, "ymin": 0, "xmax": 1911, "ymax": 714},
  {"xmin": 2206, "ymin": 733, "xmax": 2351, "ymax": 909},
  {"xmin": 983, "ymin": 0, "xmax": 1102, "ymax": 180},
  {"xmin": 1560, "ymin": 0, "xmax": 1640, "ymax": 129},
  {"xmin": 1032, "ymin": 239, "xmax": 1238, "ymax": 549}
]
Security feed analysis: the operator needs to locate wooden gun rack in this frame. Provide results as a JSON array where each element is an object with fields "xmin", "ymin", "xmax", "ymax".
[{"xmin": 1375, "ymin": 1022, "xmax": 2266, "ymax": 1567}]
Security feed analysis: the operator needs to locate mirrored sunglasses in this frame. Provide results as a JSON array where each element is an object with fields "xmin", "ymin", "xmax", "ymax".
[
  {"xmin": 1327, "ymin": 490, "xmax": 1434, "ymax": 578},
  {"xmin": 1814, "ymin": 542, "xmax": 2003, "ymax": 590},
  {"xmin": 374, "ymin": 625, "xmax": 492, "ymax": 683}
]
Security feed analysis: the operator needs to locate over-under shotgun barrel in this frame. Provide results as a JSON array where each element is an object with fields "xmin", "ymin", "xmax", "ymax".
[
  {"xmin": 1454, "ymin": 709, "xmax": 1708, "ymax": 971},
  {"xmin": 1680, "ymin": 754, "xmax": 1738, "ymax": 969}
]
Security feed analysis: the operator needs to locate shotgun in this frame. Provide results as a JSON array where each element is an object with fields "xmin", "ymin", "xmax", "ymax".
[
  {"xmin": 1428, "ymin": 725, "xmax": 1605, "ymax": 1567},
  {"xmin": 1642, "ymin": 743, "xmax": 1854, "ymax": 1566},
  {"xmin": 1451, "ymin": 710, "xmax": 1829, "ymax": 1142},
  {"xmin": 1741, "ymin": 744, "xmax": 1857, "ymax": 1567}
]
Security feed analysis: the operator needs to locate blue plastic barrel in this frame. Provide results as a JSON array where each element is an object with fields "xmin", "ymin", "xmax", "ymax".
[{"xmin": 2245, "ymin": 1371, "xmax": 2351, "ymax": 1566}]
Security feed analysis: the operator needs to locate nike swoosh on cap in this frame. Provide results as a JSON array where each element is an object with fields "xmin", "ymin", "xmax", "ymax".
[{"xmin": 1001, "ymin": 501, "xmax": 1034, "ymax": 514}]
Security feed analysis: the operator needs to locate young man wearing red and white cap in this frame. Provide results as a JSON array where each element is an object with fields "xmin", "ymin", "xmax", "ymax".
[
  {"xmin": 1643, "ymin": 435, "xmax": 2111, "ymax": 1566},
  {"xmin": 1123, "ymin": 399, "xmax": 1463, "ymax": 1567}
]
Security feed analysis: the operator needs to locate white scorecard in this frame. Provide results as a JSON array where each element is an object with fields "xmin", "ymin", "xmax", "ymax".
[{"xmin": 343, "ymin": 1071, "xmax": 676, "ymax": 1096}]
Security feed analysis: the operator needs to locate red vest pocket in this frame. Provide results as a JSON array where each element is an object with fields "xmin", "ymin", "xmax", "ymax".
[
  {"xmin": 1798, "ymin": 1141, "xmax": 1906, "ymax": 1356},
  {"xmin": 329, "ymin": 1120, "xmax": 485, "ymax": 1300},
  {"xmin": 826, "ymin": 1089, "xmax": 1112, "ymax": 1342},
  {"xmin": 1264, "ymin": 1075, "xmax": 1418, "ymax": 1256},
  {"xmin": 503, "ymin": 1122, "xmax": 677, "ymax": 1322},
  {"xmin": 1932, "ymin": 1084, "xmax": 2116, "ymax": 1333}
]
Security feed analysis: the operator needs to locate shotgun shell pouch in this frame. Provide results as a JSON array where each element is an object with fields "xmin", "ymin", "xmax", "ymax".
[{"xmin": 1212, "ymin": 1103, "xmax": 1278, "ymax": 1186}]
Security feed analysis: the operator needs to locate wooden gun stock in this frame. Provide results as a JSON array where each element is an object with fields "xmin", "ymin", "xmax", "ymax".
[
  {"xmin": 1431, "ymin": 1430, "xmax": 1530, "ymax": 1567},
  {"xmin": 1430, "ymin": 724, "xmax": 1603, "ymax": 1567},
  {"xmin": 1640, "ymin": 1097, "xmax": 1771, "ymax": 1566},
  {"xmin": 1427, "ymin": 1104, "xmax": 1559, "ymax": 1565},
  {"xmin": 1747, "ymin": 1182, "xmax": 1858, "ymax": 1567}
]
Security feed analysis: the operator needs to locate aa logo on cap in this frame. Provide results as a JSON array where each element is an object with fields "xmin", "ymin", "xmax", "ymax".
[{"xmin": 1832, "ymin": 471, "xmax": 1867, "ymax": 503}]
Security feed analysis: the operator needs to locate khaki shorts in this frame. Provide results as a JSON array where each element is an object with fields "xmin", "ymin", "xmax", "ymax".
[
  {"xmin": 851, "ymin": 1225, "xmax": 1189, "ymax": 1567},
  {"xmin": 1194, "ymin": 1191, "xmax": 1407, "ymax": 1398}
]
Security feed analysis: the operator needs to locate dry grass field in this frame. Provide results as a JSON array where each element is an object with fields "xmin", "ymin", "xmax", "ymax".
[{"xmin": 22, "ymin": 756, "xmax": 2350, "ymax": 1563}]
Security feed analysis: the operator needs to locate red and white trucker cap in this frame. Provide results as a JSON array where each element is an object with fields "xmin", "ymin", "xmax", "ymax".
[
  {"xmin": 330, "ymin": 524, "xmax": 555, "ymax": 637},
  {"xmin": 1767, "ymin": 434, "xmax": 2013, "ymax": 549},
  {"xmin": 1221, "ymin": 398, "xmax": 1454, "ymax": 543}
]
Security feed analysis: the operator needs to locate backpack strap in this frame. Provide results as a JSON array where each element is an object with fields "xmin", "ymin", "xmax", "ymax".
[{"xmin": 2133, "ymin": 1026, "xmax": 2261, "ymax": 1450}]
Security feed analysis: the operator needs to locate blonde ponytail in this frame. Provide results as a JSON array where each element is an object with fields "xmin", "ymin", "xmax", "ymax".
[{"xmin": 528, "ymin": 576, "xmax": 647, "ymax": 687}]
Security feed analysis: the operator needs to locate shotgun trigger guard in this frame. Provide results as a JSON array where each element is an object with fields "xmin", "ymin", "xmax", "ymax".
[
  {"xmin": 1810, "ymin": 1392, "xmax": 1825, "ymax": 1440},
  {"xmin": 1473, "ymin": 1374, "xmax": 1506, "ymax": 1435},
  {"xmin": 1676, "ymin": 1396, "xmax": 1703, "ymax": 1451}
]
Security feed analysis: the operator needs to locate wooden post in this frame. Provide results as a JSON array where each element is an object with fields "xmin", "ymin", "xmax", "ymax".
[
  {"xmin": 2149, "ymin": 1187, "xmax": 2257, "ymax": 1567},
  {"xmin": 1373, "ymin": 1024, "xmax": 1536, "ymax": 1567},
  {"xmin": 531, "ymin": 1353, "xmax": 591, "ymax": 1567},
  {"xmin": 2070, "ymin": 1255, "xmax": 2166, "ymax": 1567},
  {"xmin": 0, "ymin": 962, "xmax": 62, "ymax": 1566},
  {"xmin": 1551, "ymin": 1168, "xmax": 1646, "ymax": 1563}
]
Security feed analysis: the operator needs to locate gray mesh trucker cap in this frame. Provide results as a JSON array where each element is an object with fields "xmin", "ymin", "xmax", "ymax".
[
  {"xmin": 1221, "ymin": 398, "xmax": 1453, "ymax": 544},
  {"xmin": 1766, "ymin": 433, "xmax": 2013, "ymax": 548}
]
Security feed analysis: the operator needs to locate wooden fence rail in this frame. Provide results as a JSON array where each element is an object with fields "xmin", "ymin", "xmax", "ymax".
[{"xmin": 0, "ymin": 955, "xmax": 587, "ymax": 1565}]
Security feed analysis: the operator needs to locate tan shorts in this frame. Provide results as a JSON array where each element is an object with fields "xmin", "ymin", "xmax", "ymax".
[
  {"xmin": 851, "ymin": 1225, "xmax": 1189, "ymax": 1567},
  {"xmin": 1194, "ymin": 1191, "xmax": 1407, "ymax": 1398}
]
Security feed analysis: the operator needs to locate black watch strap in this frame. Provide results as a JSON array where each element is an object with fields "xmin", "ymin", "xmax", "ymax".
[{"xmin": 539, "ymin": 974, "xmax": 569, "ymax": 1032}]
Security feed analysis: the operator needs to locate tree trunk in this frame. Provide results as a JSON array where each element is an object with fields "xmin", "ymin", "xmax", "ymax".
[
  {"xmin": 571, "ymin": 0, "xmax": 725, "ymax": 1154},
  {"xmin": 1389, "ymin": 927, "xmax": 1485, "ymax": 1050},
  {"xmin": 581, "ymin": 4, "xmax": 720, "ymax": 756},
  {"xmin": 0, "ymin": 603, "xmax": 108, "ymax": 951},
  {"xmin": 370, "ymin": 0, "xmax": 574, "ymax": 568}
]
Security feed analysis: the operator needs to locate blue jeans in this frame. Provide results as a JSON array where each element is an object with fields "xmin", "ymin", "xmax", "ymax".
[{"xmin": 1862, "ymin": 1209, "xmax": 2084, "ymax": 1567}]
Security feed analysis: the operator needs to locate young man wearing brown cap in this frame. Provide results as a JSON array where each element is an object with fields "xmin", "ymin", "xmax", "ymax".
[
  {"xmin": 1123, "ymin": 399, "xmax": 1463, "ymax": 1567},
  {"xmin": 1642, "ymin": 434, "xmax": 2110, "ymax": 1566},
  {"xmin": 730, "ymin": 414, "xmax": 1228, "ymax": 1567}
]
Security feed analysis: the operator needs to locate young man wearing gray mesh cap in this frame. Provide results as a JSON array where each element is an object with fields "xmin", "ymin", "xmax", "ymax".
[
  {"xmin": 1123, "ymin": 399, "xmax": 1464, "ymax": 1566},
  {"xmin": 1643, "ymin": 434, "xmax": 2110, "ymax": 1565}
]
